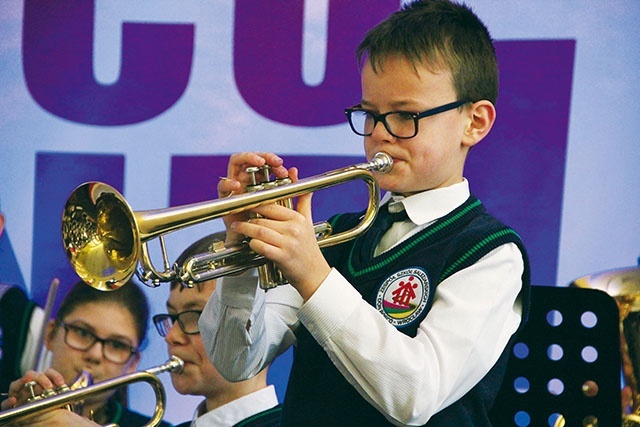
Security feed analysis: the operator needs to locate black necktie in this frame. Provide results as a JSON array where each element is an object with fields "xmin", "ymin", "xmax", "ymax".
[{"xmin": 360, "ymin": 203, "xmax": 409, "ymax": 259}]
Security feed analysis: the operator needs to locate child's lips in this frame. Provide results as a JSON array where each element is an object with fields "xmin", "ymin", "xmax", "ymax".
[
  {"xmin": 170, "ymin": 353, "xmax": 194, "ymax": 367},
  {"xmin": 387, "ymin": 156, "xmax": 403, "ymax": 167}
]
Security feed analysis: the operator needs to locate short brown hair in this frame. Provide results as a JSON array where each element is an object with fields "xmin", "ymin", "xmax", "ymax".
[{"xmin": 357, "ymin": 0, "xmax": 498, "ymax": 104}]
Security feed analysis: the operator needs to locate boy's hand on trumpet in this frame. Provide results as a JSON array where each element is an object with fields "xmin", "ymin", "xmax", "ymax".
[
  {"xmin": 1, "ymin": 369, "xmax": 100, "ymax": 426},
  {"xmin": 1, "ymin": 368, "xmax": 66, "ymax": 410},
  {"xmin": 226, "ymin": 154, "xmax": 332, "ymax": 300},
  {"xmin": 218, "ymin": 152, "xmax": 290, "ymax": 246}
]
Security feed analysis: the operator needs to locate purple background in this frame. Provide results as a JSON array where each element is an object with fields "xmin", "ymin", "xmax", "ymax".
[{"xmin": 22, "ymin": 40, "xmax": 574, "ymax": 311}]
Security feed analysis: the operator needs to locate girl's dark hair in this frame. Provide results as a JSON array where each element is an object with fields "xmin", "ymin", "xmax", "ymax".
[{"xmin": 56, "ymin": 279, "xmax": 150, "ymax": 348}]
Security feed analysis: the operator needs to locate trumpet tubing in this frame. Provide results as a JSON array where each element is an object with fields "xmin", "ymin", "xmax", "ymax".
[
  {"xmin": 62, "ymin": 152, "xmax": 393, "ymax": 290},
  {"xmin": 0, "ymin": 356, "xmax": 183, "ymax": 427}
]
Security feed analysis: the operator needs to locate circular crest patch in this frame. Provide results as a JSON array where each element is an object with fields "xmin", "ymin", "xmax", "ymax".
[{"xmin": 376, "ymin": 267, "xmax": 430, "ymax": 327}]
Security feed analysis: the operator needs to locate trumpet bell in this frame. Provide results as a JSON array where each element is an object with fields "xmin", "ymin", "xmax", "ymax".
[
  {"xmin": 62, "ymin": 182, "xmax": 140, "ymax": 291},
  {"xmin": 572, "ymin": 266, "xmax": 640, "ymax": 313}
]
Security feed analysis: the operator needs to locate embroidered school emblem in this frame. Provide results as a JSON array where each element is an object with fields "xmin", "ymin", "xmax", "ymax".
[{"xmin": 376, "ymin": 267, "xmax": 429, "ymax": 327}]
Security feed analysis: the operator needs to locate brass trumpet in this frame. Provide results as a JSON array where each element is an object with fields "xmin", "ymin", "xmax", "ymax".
[
  {"xmin": 0, "ymin": 356, "xmax": 184, "ymax": 426},
  {"xmin": 61, "ymin": 152, "xmax": 393, "ymax": 290}
]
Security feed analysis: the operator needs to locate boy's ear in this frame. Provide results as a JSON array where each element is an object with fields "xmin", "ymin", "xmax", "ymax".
[{"xmin": 462, "ymin": 100, "xmax": 496, "ymax": 148}]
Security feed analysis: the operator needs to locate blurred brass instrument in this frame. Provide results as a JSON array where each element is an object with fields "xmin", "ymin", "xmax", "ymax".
[
  {"xmin": 62, "ymin": 152, "xmax": 393, "ymax": 290},
  {"xmin": 572, "ymin": 266, "xmax": 640, "ymax": 426},
  {"xmin": 0, "ymin": 355, "xmax": 183, "ymax": 426}
]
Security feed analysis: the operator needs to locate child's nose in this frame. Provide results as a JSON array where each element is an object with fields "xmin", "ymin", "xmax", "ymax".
[{"xmin": 371, "ymin": 119, "xmax": 394, "ymax": 140}]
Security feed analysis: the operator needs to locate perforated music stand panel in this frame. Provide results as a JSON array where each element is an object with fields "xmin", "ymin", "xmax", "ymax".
[{"xmin": 490, "ymin": 285, "xmax": 622, "ymax": 427}]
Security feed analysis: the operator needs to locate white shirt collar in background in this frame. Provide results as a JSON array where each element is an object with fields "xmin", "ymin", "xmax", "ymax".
[{"xmin": 192, "ymin": 385, "xmax": 278, "ymax": 427}]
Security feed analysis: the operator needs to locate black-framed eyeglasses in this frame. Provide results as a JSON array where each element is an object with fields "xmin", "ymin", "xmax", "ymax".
[
  {"xmin": 58, "ymin": 321, "xmax": 138, "ymax": 365},
  {"xmin": 153, "ymin": 310, "xmax": 202, "ymax": 337},
  {"xmin": 344, "ymin": 99, "xmax": 470, "ymax": 139}
]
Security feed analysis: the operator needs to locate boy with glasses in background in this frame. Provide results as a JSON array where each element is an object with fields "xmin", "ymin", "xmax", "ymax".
[{"xmin": 154, "ymin": 232, "xmax": 281, "ymax": 427}]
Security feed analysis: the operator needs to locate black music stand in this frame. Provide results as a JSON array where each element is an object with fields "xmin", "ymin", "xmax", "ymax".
[{"xmin": 489, "ymin": 285, "xmax": 622, "ymax": 427}]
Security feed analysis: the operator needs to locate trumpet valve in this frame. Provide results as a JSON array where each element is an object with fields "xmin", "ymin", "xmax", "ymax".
[
  {"xmin": 245, "ymin": 164, "xmax": 292, "ymax": 193},
  {"xmin": 246, "ymin": 166, "xmax": 270, "ymax": 191},
  {"xmin": 25, "ymin": 381, "xmax": 60, "ymax": 402},
  {"xmin": 55, "ymin": 384, "xmax": 70, "ymax": 393}
]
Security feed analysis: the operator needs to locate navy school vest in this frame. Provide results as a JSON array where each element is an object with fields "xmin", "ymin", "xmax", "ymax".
[{"xmin": 282, "ymin": 196, "xmax": 531, "ymax": 427}]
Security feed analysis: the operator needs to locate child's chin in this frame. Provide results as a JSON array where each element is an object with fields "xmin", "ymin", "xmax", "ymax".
[{"xmin": 378, "ymin": 177, "xmax": 404, "ymax": 192}]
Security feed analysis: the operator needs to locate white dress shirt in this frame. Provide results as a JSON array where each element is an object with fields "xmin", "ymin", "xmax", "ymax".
[
  {"xmin": 200, "ymin": 179, "xmax": 524, "ymax": 426},
  {"xmin": 188, "ymin": 385, "xmax": 279, "ymax": 427}
]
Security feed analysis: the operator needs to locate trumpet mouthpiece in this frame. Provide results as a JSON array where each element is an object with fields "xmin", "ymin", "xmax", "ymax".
[
  {"xmin": 370, "ymin": 152, "xmax": 393, "ymax": 174},
  {"xmin": 146, "ymin": 355, "xmax": 185, "ymax": 376}
]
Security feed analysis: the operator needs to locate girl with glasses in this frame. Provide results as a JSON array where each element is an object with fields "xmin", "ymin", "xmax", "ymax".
[{"xmin": 1, "ymin": 280, "xmax": 173, "ymax": 427}]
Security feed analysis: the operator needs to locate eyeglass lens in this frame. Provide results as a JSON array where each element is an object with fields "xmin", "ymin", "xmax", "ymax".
[
  {"xmin": 63, "ymin": 323, "xmax": 135, "ymax": 364},
  {"xmin": 153, "ymin": 311, "xmax": 202, "ymax": 337}
]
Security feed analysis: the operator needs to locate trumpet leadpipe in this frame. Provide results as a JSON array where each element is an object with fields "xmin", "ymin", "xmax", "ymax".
[{"xmin": 135, "ymin": 152, "xmax": 392, "ymax": 242}]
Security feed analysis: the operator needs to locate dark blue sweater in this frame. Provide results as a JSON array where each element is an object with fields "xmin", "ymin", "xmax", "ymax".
[{"xmin": 282, "ymin": 196, "xmax": 531, "ymax": 426}]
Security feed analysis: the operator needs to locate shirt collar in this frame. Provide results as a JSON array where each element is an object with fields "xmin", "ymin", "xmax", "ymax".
[
  {"xmin": 193, "ymin": 385, "xmax": 279, "ymax": 427},
  {"xmin": 381, "ymin": 179, "xmax": 470, "ymax": 225}
]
